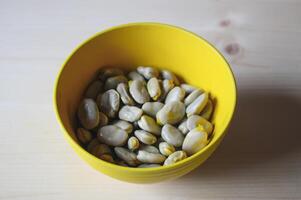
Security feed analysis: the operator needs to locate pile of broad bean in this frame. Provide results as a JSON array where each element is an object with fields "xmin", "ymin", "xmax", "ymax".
[{"xmin": 76, "ymin": 66, "xmax": 214, "ymax": 168}]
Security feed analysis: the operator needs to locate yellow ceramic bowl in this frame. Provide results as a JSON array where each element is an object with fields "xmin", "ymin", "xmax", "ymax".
[{"xmin": 54, "ymin": 22, "xmax": 236, "ymax": 183}]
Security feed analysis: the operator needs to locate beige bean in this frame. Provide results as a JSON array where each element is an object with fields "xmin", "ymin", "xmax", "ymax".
[
  {"xmin": 116, "ymin": 160, "xmax": 128, "ymax": 167},
  {"xmin": 104, "ymin": 75, "xmax": 128, "ymax": 90},
  {"xmin": 116, "ymin": 83, "xmax": 135, "ymax": 106},
  {"xmin": 99, "ymin": 68, "xmax": 124, "ymax": 81},
  {"xmin": 137, "ymin": 66, "xmax": 159, "ymax": 80},
  {"xmin": 180, "ymin": 83, "xmax": 197, "ymax": 94},
  {"xmin": 156, "ymin": 101, "xmax": 185, "ymax": 125},
  {"xmin": 147, "ymin": 77, "xmax": 161, "ymax": 100},
  {"xmin": 129, "ymin": 80, "xmax": 150, "ymax": 104},
  {"xmin": 186, "ymin": 115, "xmax": 213, "ymax": 135},
  {"xmin": 164, "ymin": 151, "xmax": 187, "ymax": 166},
  {"xmin": 159, "ymin": 142, "xmax": 175, "ymax": 156},
  {"xmin": 98, "ymin": 112, "xmax": 109, "ymax": 127},
  {"xmin": 127, "ymin": 71, "xmax": 146, "ymax": 83},
  {"xmin": 79, "ymin": 66, "xmax": 216, "ymax": 168},
  {"xmin": 200, "ymin": 99, "xmax": 213, "ymax": 120},
  {"xmin": 137, "ymin": 150, "xmax": 166, "ymax": 164},
  {"xmin": 91, "ymin": 143, "xmax": 112, "ymax": 157},
  {"xmin": 86, "ymin": 138, "xmax": 100, "ymax": 153},
  {"xmin": 138, "ymin": 164, "xmax": 161, "ymax": 168},
  {"xmin": 97, "ymin": 89, "xmax": 120, "ymax": 118},
  {"xmin": 161, "ymin": 70, "xmax": 180, "ymax": 85},
  {"xmin": 76, "ymin": 128, "xmax": 92, "ymax": 144},
  {"xmin": 161, "ymin": 124, "xmax": 184, "ymax": 147},
  {"xmin": 134, "ymin": 130, "xmax": 157, "ymax": 145},
  {"xmin": 139, "ymin": 145, "xmax": 160, "ymax": 154},
  {"xmin": 182, "ymin": 127, "xmax": 208, "ymax": 156},
  {"xmin": 85, "ymin": 80, "xmax": 103, "ymax": 99},
  {"xmin": 113, "ymin": 120, "xmax": 133, "ymax": 134},
  {"xmin": 78, "ymin": 98, "xmax": 99, "ymax": 130},
  {"xmin": 114, "ymin": 147, "xmax": 139, "ymax": 166},
  {"xmin": 128, "ymin": 136, "xmax": 140, "ymax": 151},
  {"xmin": 118, "ymin": 105, "xmax": 143, "ymax": 122},
  {"xmin": 186, "ymin": 92, "xmax": 208, "ymax": 117},
  {"xmin": 165, "ymin": 86, "xmax": 186, "ymax": 104},
  {"xmin": 137, "ymin": 115, "xmax": 161, "ymax": 136},
  {"xmin": 159, "ymin": 79, "xmax": 175, "ymax": 101},
  {"xmin": 142, "ymin": 102, "xmax": 164, "ymax": 118},
  {"xmin": 178, "ymin": 119, "xmax": 189, "ymax": 135},
  {"xmin": 98, "ymin": 125, "xmax": 128, "ymax": 146},
  {"xmin": 99, "ymin": 154, "xmax": 115, "ymax": 163},
  {"xmin": 184, "ymin": 89, "xmax": 203, "ymax": 106}
]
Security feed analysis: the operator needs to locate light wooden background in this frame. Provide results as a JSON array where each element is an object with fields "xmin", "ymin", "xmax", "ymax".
[{"xmin": 1, "ymin": 0, "xmax": 300, "ymax": 199}]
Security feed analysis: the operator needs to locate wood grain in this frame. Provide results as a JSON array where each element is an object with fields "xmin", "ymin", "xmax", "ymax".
[{"xmin": 0, "ymin": 0, "xmax": 300, "ymax": 199}]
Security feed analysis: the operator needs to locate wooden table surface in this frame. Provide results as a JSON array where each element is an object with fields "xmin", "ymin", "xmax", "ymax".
[{"xmin": 1, "ymin": 0, "xmax": 300, "ymax": 199}]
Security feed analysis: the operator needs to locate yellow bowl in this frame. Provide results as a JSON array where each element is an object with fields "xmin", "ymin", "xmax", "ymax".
[{"xmin": 54, "ymin": 22, "xmax": 237, "ymax": 183}]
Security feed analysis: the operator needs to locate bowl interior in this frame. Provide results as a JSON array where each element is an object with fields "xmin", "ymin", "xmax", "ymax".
[{"xmin": 55, "ymin": 23, "xmax": 236, "ymax": 167}]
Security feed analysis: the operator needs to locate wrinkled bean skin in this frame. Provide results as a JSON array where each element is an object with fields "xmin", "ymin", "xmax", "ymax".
[
  {"xmin": 113, "ymin": 120, "xmax": 133, "ymax": 134},
  {"xmin": 97, "ymin": 125, "xmax": 128, "ymax": 146},
  {"xmin": 164, "ymin": 151, "xmax": 187, "ymax": 165},
  {"xmin": 137, "ymin": 150, "xmax": 166, "ymax": 164},
  {"xmin": 78, "ymin": 98, "xmax": 100, "ymax": 130},
  {"xmin": 116, "ymin": 83, "xmax": 135, "ymax": 106},
  {"xmin": 200, "ymin": 99, "xmax": 213, "ymax": 120},
  {"xmin": 104, "ymin": 75, "xmax": 128, "ymax": 90},
  {"xmin": 137, "ymin": 66, "xmax": 159, "ymax": 80},
  {"xmin": 161, "ymin": 124, "xmax": 184, "ymax": 147},
  {"xmin": 142, "ymin": 102, "xmax": 164, "ymax": 118},
  {"xmin": 139, "ymin": 145, "xmax": 160, "ymax": 154},
  {"xmin": 186, "ymin": 92, "xmax": 208, "ymax": 117},
  {"xmin": 159, "ymin": 142, "xmax": 175, "ymax": 156},
  {"xmin": 182, "ymin": 127, "xmax": 208, "ymax": 156},
  {"xmin": 180, "ymin": 84, "xmax": 197, "ymax": 94},
  {"xmin": 118, "ymin": 105, "xmax": 143, "ymax": 122},
  {"xmin": 127, "ymin": 71, "xmax": 146, "ymax": 82},
  {"xmin": 137, "ymin": 115, "xmax": 161, "ymax": 136},
  {"xmin": 147, "ymin": 77, "xmax": 161, "ymax": 100},
  {"xmin": 165, "ymin": 86, "xmax": 185, "ymax": 104},
  {"xmin": 184, "ymin": 89, "xmax": 203, "ymax": 106},
  {"xmin": 128, "ymin": 136, "xmax": 140, "ymax": 151},
  {"xmin": 178, "ymin": 119, "xmax": 189, "ymax": 135},
  {"xmin": 99, "ymin": 68, "xmax": 124, "ymax": 81},
  {"xmin": 134, "ymin": 130, "xmax": 157, "ymax": 145},
  {"xmin": 114, "ymin": 147, "xmax": 140, "ymax": 166},
  {"xmin": 159, "ymin": 79, "xmax": 175, "ymax": 102},
  {"xmin": 129, "ymin": 80, "xmax": 150, "ymax": 104},
  {"xmin": 186, "ymin": 115, "xmax": 213, "ymax": 135},
  {"xmin": 156, "ymin": 101, "xmax": 185, "ymax": 125},
  {"xmin": 161, "ymin": 70, "xmax": 180, "ymax": 86},
  {"xmin": 97, "ymin": 89, "xmax": 120, "ymax": 118}
]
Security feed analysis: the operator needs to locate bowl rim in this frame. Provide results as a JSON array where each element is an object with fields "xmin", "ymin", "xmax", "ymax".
[{"xmin": 53, "ymin": 22, "xmax": 237, "ymax": 172}]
